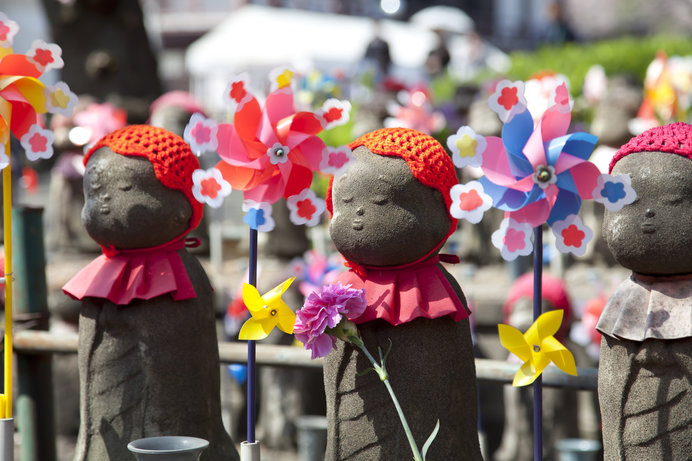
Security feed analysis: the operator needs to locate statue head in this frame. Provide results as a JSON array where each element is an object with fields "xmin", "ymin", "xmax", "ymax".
[
  {"xmin": 81, "ymin": 125, "xmax": 203, "ymax": 249},
  {"xmin": 327, "ymin": 127, "xmax": 458, "ymax": 267},
  {"xmin": 603, "ymin": 122, "xmax": 692, "ymax": 275}
]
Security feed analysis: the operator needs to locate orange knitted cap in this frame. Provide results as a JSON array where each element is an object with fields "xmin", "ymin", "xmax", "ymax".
[
  {"xmin": 327, "ymin": 127, "xmax": 458, "ymax": 237},
  {"xmin": 84, "ymin": 125, "xmax": 203, "ymax": 232}
]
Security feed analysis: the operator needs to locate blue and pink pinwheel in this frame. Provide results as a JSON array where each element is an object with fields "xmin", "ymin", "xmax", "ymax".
[
  {"xmin": 184, "ymin": 69, "xmax": 352, "ymax": 232},
  {"xmin": 448, "ymin": 79, "xmax": 636, "ymax": 260}
]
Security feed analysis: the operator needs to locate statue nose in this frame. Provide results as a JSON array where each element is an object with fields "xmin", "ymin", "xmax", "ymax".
[
  {"xmin": 645, "ymin": 208, "xmax": 655, "ymax": 218},
  {"xmin": 356, "ymin": 207, "xmax": 364, "ymax": 216}
]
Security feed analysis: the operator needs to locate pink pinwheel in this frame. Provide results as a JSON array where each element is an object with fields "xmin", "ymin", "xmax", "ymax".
[
  {"xmin": 384, "ymin": 85, "xmax": 445, "ymax": 134},
  {"xmin": 478, "ymin": 81, "xmax": 601, "ymax": 228},
  {"xmin": 448, "ymin": 79, "xmax": 637, "ymax": 259},
  {"xmin": 184, "ymin": 70, "xmax": 351, "ymax": 230},
  {"xmin": 211, "ymin": 73, "xmax": 348, "ymax": 205}
]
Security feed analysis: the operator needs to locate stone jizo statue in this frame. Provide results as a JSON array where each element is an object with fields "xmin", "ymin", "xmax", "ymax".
[
  {"xmin": 597, "ymin": 122, "xmax": 692, "ymax": 461},
  {"xmin": 324, "ymin": 127, "xmax": 483, "ymax": 461},
  {"xmin": 63, "ymin": 125, "xmax": 238, "ymax": 461}
]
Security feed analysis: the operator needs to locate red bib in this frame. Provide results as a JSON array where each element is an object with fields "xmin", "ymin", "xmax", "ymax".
[
  {"xmin": 337, "ymin": 254, "xmax": 470, "ymax": 326},
  {"xmin": 62, "ymin": 238, "xmax": 198, "ymax": 306}
]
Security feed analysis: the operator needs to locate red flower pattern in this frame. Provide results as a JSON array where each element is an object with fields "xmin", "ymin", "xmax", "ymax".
[{"xmin": 498, "ymin": 87, "xmax": 519, "ymax": 110}]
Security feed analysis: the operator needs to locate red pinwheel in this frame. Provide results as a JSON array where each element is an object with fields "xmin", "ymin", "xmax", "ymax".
[
  {"xmin": 0, "ymin": 15, "xmax": 77, "ymax": 167},
  {"xmin": 184, "ymin": 70, "xmax": 351, "ymax": 230}
]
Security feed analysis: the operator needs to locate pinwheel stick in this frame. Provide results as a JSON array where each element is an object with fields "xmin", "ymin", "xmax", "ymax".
[
  {"xmin": 2, "ymin": 144, "xmax": 12, "ymax": 421},
  {"xmin": 246, "ymin": 228, "xmax": 258, "ymax": 444},
  {"xmin": 532, "ymin": 226, "xmax": 543, "ymax": 461}
]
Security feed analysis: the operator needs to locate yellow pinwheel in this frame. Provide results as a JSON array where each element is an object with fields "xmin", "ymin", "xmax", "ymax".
[
  {"xmin": 238, "ymin": 277, "xmax": 296, "ymax": 340},
  {"xmin": 498, "ymin": 309, "xmax": 577, "ymax": 387}
]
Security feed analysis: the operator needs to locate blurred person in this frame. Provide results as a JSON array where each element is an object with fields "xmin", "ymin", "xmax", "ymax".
[{"xmin": 539, "ymin": 1, "xmax": 576, "ymax": 45}]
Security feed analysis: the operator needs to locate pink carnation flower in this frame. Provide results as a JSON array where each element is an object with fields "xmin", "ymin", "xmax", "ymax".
[{"xmin": 294, "ymin": 283, "xmax": 366, "ymax": 359}]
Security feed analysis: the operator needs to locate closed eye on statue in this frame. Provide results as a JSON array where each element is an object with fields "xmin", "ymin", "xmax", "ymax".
[
  {"xmin": 119, "ymin": 183, "xmax": 133, "ymax": 192},
  {"xmin": 341, "ymin": 195, "xmax": 353, "ymax": 203},
  {"xmin": 662, "ymin": 195, "xmax": 685, "ymax": 206},
  {"xmin": 371, "ymin": 195, "xmax": 388, "ymax": 205}
]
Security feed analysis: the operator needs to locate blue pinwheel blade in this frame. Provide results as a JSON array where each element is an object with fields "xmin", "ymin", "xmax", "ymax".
[
  {"xmin": 547, "ymin": 190, "xmax": 582, "ymax": 225},
  {"xmin": 479, "ymin": 177, "xmax": 528, "ymax": 211},
  {"xmin": 548, "ymin": 132, "xmax": 598, "ymax": 163},
  {"xmin": 501, "ymin": 109, "xmax": 534, "ymax": 155}
]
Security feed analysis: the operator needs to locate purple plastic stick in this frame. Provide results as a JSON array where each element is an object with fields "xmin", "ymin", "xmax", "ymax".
[
  {"xmin": 247, "ymin": 228, "xmax": 259, "ymax": 443},
  {"xmin": 533, "ymin": 226, "xmax": 543, "ymax": 461}
]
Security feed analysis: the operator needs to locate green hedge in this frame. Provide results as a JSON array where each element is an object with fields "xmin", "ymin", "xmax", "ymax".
[{"xmin": 507, "ymin": 35, "xmax": 692, "ymax": 95}]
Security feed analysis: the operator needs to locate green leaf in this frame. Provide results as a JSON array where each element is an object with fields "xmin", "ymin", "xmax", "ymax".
[{"xmin": 421, "ymin": 419, "xmax": 441, "ymax": 460}]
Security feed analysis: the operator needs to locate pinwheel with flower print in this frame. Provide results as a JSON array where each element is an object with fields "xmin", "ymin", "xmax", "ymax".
[
  {"xmin": 498, "ymin": 309, "xmax": 577, "ymax": 387},
  {"xmin": 1, "ymin": 15, "xmax": 77, "ymax": 167},
  {"xmin": 448, "ymin": 79, "xmax": 637, "ymax": 260},
  {"xmin": 238, "ymin": 277, "xmax": 296, "ymax": 341},
  {"xmin": 0, "ymin": 12, "xmax": 77, "ymax": 435},
  {"xmin": 184, "ymin": 70, "xmax": 351, "ymax": 230}
]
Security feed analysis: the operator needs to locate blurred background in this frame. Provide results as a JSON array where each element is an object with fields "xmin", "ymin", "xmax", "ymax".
[{"xmin": 2, "ymin": 1, "xmax": 692, "ymax": 460}]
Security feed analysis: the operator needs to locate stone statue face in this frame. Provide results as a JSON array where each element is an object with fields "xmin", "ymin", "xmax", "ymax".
[
  {"xmin": 603, "ymin": 151, "xmax": 692, "ymax": 275},
  {"xmin": 329, "ymin": 146, "xmax": 451, "ymax": 266},
  {"xmin": 81, "ymin": 147, "xmax": 192, "ymax": 249}
]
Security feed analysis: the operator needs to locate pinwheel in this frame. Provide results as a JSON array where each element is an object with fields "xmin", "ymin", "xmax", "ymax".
[
  {"xmin": 184, "ymin": 69, "xmax": 352, "ymax": 457},
  {"xmin": 631, "ymin": 51, "xmax": 692, "ymax": 134},
  {"xmin": 448, "ymin": 80, "xmax": 636, "ymax": 259},
  {"xmin": 0, "ymin": 12, "xmax": 77, "ymax": 453},
  {"xmin": 238, "ymin": 277, "xmax": 296, "ymax": 340},
  {"xmin": 185, "ymin": 70, "xmax": 351, "ymax": 230},
  {"xmin": 383, "ymin": 85, "xmax": 445, "ymax": 135},
  {"xmin": 447, "ymin": 79, "xmax": 635, "ymax": 461},
  {"xmin": 498, "ymin": 310, "xmax": 577, "ymax": 387}
]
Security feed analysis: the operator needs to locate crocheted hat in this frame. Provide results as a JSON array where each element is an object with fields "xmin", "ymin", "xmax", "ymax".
[
  {"xmin": 327, "ymin": 127, "xmax": 459, "ymax": 238},
  {"xmin": 609, "ymin": 122, "xmax": 692, "ymax": 173},
  {"xmin": 84, "ymin": 125, "xmax": 203, "ymax": 232}
]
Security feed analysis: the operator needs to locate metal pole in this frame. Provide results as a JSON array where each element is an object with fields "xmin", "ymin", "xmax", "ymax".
[
  {"xmin": 13, "ymin": 206, "xmax": 56, "ymax": 461},
  {"xmin": 246, "ymin": 228, "xmax": 258, "ymax": 444},
  {"xmin": 532, "ymin": 226, "xmax": 543, "ymax": 461}
]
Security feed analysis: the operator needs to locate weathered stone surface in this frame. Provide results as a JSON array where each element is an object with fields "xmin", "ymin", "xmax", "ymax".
[
  {"xmin": 599, "ymin": 336, "xmax": 692, "ymax": 460},
  {"xmin": 325, "ymin": 139, "xmax": 482, "ymax": 460},
  {"xmin": 324, "ymin": 317, "xmax": 480, "ymax": 461},
  {"xmin": 599, "ymin": 147, "xmax": 692, "ymax": 460},
  {"xmin": 73, "ymin": 142, "xmax": 237, "ymax": 460}
]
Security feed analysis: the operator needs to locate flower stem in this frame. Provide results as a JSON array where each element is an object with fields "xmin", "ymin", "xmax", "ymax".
[{"xmin": 349, "ymin": 335, "xmax": 423, "ymax": 461}]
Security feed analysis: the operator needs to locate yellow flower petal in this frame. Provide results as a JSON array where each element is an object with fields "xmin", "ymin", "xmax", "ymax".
[
  {"xmin": 455, "ymin": 134, "xmax": 478, "ymax": 158},
  {"xmin": 238, "ymin": 317, "xmax": 273, "ymax": 340},
  {"xmin": 276, "ymin": 69, "xmax": 293, "ymax": 89},
  {"xmin": 50, "ymin": 88, "xmax": 70, "ymax": 109}
]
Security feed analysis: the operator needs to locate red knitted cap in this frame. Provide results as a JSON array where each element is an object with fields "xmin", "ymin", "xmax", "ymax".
[
  {"xmin": 84, "ymin": 125, "xmax": 203, "ymax": 232},
  {"xmin": 609, "ymin": 122, "xmax": 692, "ymax": 173},
  {"xmin": 327, "ymin": 127, "xmax": 458, "ymax": 238}
]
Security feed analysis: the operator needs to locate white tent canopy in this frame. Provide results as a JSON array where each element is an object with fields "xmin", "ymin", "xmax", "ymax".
[{"xmin": 185, "ymin": 5, "xmax": 509, "ymax": 113}]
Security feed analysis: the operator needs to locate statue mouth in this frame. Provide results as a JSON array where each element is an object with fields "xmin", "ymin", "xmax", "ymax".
[
  {"xmin": 352, "ymin": 219, "xmax": 363, "ymax": 231},
  {"xmin": 99, "ymin": 205, "xmax": 110, "ymax": 215},
  {"xmin": 641, "ymin": 223, "xmax": 655, "ymax": 234}
]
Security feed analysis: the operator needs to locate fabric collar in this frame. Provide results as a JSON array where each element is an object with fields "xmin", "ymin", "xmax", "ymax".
[
  {"xmin": 62, "ymin": 238, "xmax": 200, "ymax": 306},
  {"xmin": 336, "ymin": 253, "xmax": 470, "ymax": 326},
  {"xmin": 596, "ymin": 272, "xmax": 692, "ymax": 341}
]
